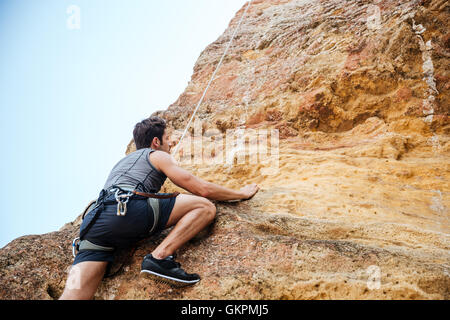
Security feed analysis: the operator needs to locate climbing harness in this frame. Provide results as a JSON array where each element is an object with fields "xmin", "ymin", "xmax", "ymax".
[
  {"xmin": 72, "ymin": 184, "xmax": 179, "ymax": 257},
  {"xmin": 171, "ymin": 0, "xmax": 253, "ymax": 156}
]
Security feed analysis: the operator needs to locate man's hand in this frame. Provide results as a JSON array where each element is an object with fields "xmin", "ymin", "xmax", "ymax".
[{"xmin": 239, "ymin": 183, "xmax": 260, "ymax": 200}]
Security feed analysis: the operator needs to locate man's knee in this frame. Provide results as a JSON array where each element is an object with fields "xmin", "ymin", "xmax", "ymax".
[
  {"xmin": 200, "ymin": 198, "xmax": 216, "ymax": 222},
  {"xmin": 59, "ymin": 261, "xmax": 107, "ymax": 300}
]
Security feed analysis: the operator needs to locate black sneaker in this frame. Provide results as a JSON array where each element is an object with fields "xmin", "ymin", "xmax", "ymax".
[{"xmin": 140, "ymin": 254, "xmax": 200, "ymax": 286}]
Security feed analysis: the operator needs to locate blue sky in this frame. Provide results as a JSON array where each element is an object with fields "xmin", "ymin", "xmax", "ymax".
[{"xmin": 0, "ymin": 0, "xmax": 247, "ymax": 248}]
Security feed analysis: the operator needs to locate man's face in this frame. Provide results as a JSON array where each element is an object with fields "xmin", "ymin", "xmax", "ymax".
[{"xmin": 153, "ymin": 131, "xmax": 172, "ymax": 153}]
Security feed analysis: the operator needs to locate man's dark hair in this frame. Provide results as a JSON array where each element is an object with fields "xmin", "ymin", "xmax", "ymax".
[{"xmin": 133, "ymin": 116, "xmax": 167, "ymax": 150}]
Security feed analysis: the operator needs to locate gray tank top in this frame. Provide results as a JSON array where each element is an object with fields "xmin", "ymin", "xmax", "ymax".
[{"xmin": 103, "ymin": 148, "xmax": 167, "ymax": 193}]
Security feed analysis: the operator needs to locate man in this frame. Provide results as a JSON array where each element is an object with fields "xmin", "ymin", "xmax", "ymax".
[{"xmin": 60, "ymin": 116, "xmax": 259, "ymax": 299}]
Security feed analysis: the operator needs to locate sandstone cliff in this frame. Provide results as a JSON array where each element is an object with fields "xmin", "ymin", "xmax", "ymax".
[{"xmin": 1, "ymin": 0, "xmax": 449, "ymax": 299}]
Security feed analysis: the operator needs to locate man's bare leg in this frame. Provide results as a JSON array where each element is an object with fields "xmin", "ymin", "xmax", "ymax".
[
  {"xmin": 59, "ymin": 261, "xmax": 108, "ymax": 300},
  {"xmin": 151, "ymin": 194, "xmax": 216, "ymax": 259}
]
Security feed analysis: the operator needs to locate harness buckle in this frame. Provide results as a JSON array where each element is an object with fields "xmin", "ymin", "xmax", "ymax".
[{"xmin": 72, "ymin": 237, "xmax": 80, "ymax": 257}]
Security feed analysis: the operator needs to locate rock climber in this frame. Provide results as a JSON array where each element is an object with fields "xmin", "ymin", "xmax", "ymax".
[{"xmin": 59, "ymin": 116, "xmax": 259, "ymax": 299}]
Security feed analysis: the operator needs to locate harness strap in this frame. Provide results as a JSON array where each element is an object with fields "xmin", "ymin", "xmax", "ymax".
[
  {"xmin": 133, "ymin": 190, "xmax": 180, "ymax": 199},
  {"xmin": 113, "ymin": 184, "xmax": 180, "ymax": 199},
  {"xmin": 79, "ymin": 189, "xmax": 108, "ymax": 240},
  {"xmin": 147, "ymin": 197, "xmax": 160, "ymax": 235},
  {"xmin": 81, "ymin": 200, "xmax": 98, "ymax": 220},
  {"xmin": 78, "ymin": 239, "xmax": 114, "ymax": 252}
]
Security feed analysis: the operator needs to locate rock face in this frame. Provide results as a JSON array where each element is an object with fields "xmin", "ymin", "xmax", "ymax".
[{"xmin": 1, "ymin": 0, "xmax": 449, "ymax": 299}]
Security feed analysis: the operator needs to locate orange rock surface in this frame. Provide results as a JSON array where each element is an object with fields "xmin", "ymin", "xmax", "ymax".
[{"xmin": 1, "ymin": 0, "xmax": 448, "ymax": 299}]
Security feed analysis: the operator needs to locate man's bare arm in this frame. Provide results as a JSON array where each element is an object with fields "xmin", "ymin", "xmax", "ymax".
[
  {"xmin": 202, "ymin": 180, "xmax": 259, "ymax": 201},
  {"xmin": 151, "ymin": 151, "xmax": 259, "ymax": 201}
]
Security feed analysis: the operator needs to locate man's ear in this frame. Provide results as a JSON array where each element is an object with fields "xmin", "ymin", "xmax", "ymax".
[{"xmin": 153, "ymin": 137, "xmax": 160, "ymax": 147}]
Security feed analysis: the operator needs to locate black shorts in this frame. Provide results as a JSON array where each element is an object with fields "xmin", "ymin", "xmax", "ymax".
[{"xmin": 72, "ymin": 192, "xmax": 178, "ymax": 266}]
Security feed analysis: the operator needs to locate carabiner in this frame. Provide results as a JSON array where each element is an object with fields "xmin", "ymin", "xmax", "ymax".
[
  {"xmin": 114, "ymin": 189, "xmax": 133, "ymax": 216},
  {"xmin": 72, "ymin": 237, "xmax": 80, "ymax": 257}
]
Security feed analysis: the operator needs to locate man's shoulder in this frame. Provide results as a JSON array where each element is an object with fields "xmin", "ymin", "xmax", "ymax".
[
  {"xmin": 149, "ymin": 150, "xmax": 176, "ymax": 170},
  {"xmin": 149, "ymin": 149, "xmax": 170, "ymax": 160}
]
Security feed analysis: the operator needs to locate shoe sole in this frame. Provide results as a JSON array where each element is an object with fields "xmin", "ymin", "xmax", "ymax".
[{"xmin": 140, "ymin": 270, "xmax": 200, "ymax": 287}]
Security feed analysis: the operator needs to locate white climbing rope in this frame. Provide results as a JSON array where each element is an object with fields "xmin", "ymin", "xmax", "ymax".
[{"xmin": 171, "ymin": 0, "xmax": 253, "ymax": 157}]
